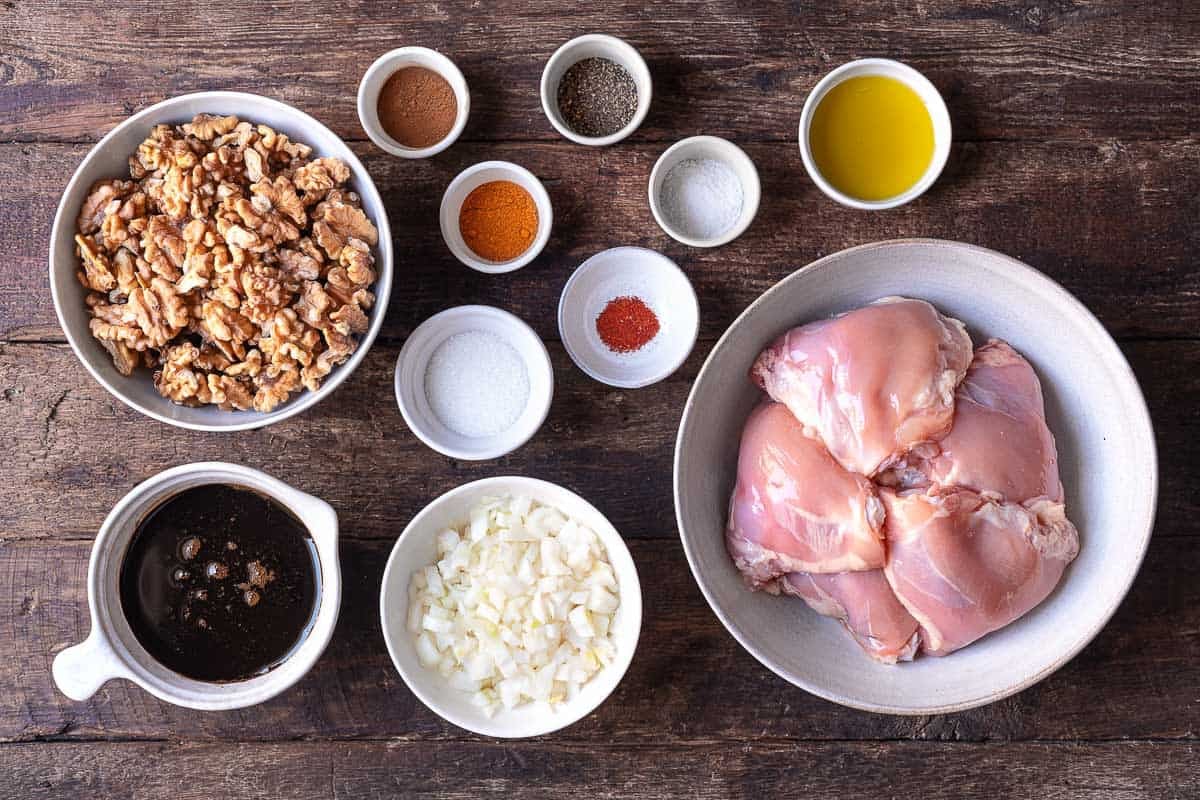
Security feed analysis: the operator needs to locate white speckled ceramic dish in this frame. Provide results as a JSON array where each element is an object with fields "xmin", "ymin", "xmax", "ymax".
[
  {"xmin": 52, "ymin": 462, "xmax": 340, "ymax": 710},
  {"xmin": 558, "ymin": 246, "xmax": 699, "ymax": 388},
  {"xmin": 379, "ymin": 476, "xmax": 642, "ymax": 738},
  {"xmin": 357, "ymin": 46, "xmax": 470, "ymax": 159},
  {"xmin": 49, "ymin": 91, "xmax": 394, "ymax": 431},
  {"xmin": 674, "ymin": 239, "xmax": 1157, "ymax": 714},
  {"xmin": 395, "ymin": 305, "xmax": 554, "ymax": 461},
  {"xmin": 798, "ymin": 59, "xmax": 951, "ymax": 211},
  {"xmin": 540, "ymin": 34, "xmax": 652, "ymax": 147}
]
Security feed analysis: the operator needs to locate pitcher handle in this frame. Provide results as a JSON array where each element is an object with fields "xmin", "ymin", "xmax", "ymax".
[{"xmin": 52, "ymin": 630, "xmax": 131, "ymax": 701}]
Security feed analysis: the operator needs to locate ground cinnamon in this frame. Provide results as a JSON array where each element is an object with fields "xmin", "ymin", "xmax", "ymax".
[
  {"xmin": 458, "ymin": 180, "xmax": 539, "ymax": 262},
  {"xmin": 377, "ymin": 66, "xmax": 457, "ymax": 148}
]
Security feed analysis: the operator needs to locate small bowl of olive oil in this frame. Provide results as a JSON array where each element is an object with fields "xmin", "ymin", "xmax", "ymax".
[{"xmin": 799, "ymin": 58, "xmax": 951, "ymax": 210}]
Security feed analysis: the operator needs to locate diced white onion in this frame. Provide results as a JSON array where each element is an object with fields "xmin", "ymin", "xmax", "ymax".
[{"xmin": 405, "ymin": 494, "xmax": 620, "ymax": 716}]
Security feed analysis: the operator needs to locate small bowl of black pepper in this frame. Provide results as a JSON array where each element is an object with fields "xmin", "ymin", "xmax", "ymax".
[{"xmin": 540, "ymin": 34, "xmax": 652, "ymax": 146}]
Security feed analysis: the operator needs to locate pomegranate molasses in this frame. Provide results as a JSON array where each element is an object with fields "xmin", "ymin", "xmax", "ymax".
[{"xmin": 119, "ymin": 484, "xmax": 318, "ymax": 682}]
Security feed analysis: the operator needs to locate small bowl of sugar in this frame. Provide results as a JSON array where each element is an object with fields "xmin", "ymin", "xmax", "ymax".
[
  {"xmin": 648, "ymin": 135, "xmax": 760, "ymax": 248},
  {"xmin": 396, "ymin": 306, "xmax": 554, "ymax": 461}
]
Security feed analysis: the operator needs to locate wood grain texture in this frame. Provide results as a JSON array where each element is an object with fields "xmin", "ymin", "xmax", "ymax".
[
  {"xmin": 3, "ymin": 137, "xmax": 1200, "ymax": 343},
  {"xmin": 1, "ymin": 340, "xmax": 1196, "ymax": 544},
  {"xmin": 3, "ymin": 0, "xmax": 1199, "ymax": 794},
  {"xmin": 2, "ymin": 1, "xmax": 1199, "ymax": 144},
  {"xmin": 3, "ymin": 534, "xmax": 1198, "ymax": 744},
  {"xmin": 2, "ymin": 739, "xmax": 1198, "ymax": 799}
]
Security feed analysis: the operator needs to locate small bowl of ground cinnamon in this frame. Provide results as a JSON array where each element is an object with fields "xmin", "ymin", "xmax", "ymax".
[
  {"xmin": 439, "ymin": 161, "xmax": 553, "ymax": 274},
  {"xmin": 358, "ymin": 46, "xmax": 469, "ymax": 158}
]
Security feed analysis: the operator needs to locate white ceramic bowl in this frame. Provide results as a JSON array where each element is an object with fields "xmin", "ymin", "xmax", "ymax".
[
  {"xmin": 379, "ymin": 476, "xmax": 642, "ymax": 738},
  {"xmin": 439, "ymin": 161, "xmax": 553, "ymax": 273},
  {"xmin": 648, "ymin": 135, "xmax": 761, "ymax": 248},
  {"xmin": 675, "ymin": 239, "xmax": 1157, "ymax": 714},
  {"xmin": 798, "ymin": 58, "xmax": 952, "ymax": 210},
  {"xmin": 540, "ymin": 34, "xmax": 652, "ymax": 146},
  {"xmin": 52, "ymin": 462, "xmax": 341, "ymax": 710},
  {"xmin": 558, "ymin": 246, "xmax": 699, "ymax": 388},
  {"xmin": 395, "ymin": 305, "xmax": 554, "ymax": 460},
  {"xmin": 49, "ymin": 91, "xmax": 394, "ymax": 432},
  {"xmin": 357, "ymin": 46, "xmax": 470, "ymax": 158}
]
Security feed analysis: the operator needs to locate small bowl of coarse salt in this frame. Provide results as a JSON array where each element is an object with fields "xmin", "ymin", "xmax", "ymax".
[
  {"xmin": 648, "ymin": 135, "xmax": 761, "ymax": 248},
  {"xmin": 395, "ymin": 306, "xmax": 554, "ymax": 460},
  {"xmin": 558, "ymin": 246, "xmax": 699, "ymax": 388}
]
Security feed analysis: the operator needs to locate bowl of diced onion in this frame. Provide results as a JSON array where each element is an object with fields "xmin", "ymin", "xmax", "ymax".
[{"xmin": 379, "ymin": 476, "xmax": 642, "ymax": 738}]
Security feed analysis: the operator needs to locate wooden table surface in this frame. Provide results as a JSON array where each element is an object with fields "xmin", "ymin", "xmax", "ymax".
[{"xmin": 2, "ymin": 1, "xmax": 1198, "ymax": 797}]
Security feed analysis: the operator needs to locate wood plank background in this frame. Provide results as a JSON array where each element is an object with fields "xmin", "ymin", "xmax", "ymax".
[{"xmin": 2, "ymin": 1, "xmax": 1198, "ymax": 798}]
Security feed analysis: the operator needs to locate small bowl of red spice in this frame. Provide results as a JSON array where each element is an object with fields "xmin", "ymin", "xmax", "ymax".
[
  {"xmin": 558, "ymin": 246, "xmax": 699, "ymax": 388},
  {"xmin": 358, "ymin": 46, "xmax": 469, "ymax": 158},
  {"xmin": 440, "ymin": 160, "xmax": 553, "ymax": 274}
]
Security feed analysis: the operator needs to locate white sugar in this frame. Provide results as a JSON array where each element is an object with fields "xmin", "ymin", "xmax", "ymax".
[
  {"xmin": 424, "ymin": 330, "xmax": 530, "ymax": 439},
  {"xmin": 659, "ymin": 157, "xmax": 743, "ymax": 240}
]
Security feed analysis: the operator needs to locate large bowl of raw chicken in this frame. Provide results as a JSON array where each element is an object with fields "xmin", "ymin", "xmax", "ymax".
[{"xmin": 674, "ymin": 239, "xmax": 1156, "ymax": 714}]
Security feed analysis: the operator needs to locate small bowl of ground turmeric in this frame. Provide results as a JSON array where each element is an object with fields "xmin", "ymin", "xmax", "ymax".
[
  {"xmin": 439, "ymin": 161, "xmax": 553, "ymax": 274},
  {"xmin": 358, "ymin": 46, "xmax": 469, "ymax": 159}
]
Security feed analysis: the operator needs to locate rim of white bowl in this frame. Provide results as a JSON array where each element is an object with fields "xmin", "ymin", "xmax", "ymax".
[
  {"xmin": 673, "ymin": 238, "xmax": 1157, "ymax": 715},
  {"xmin": 357, "ymin": 46, "xmax": 471, "ymax": 159},
  {"xmin": 439, "ymin": 161, "xmax": 554, "ymax": 274},
  {"xmin": 378, "ymin": 475, "xmax": 644, "ymax": 738},
  {"xmin": 394, "ymin": 305, "xmax": 554, "ymax": 460},
  {"xmin": 647, "ymin": 135, "xmax": 761, "ymax": 248},
  {"xmin": 798, "ymin": 58, "xmax": 952, "ymax": 211},
  {"xmin": 540, "ymin": 33, "xmax": 653, "ymax": 147},
  {"xmin": 48, "ymin": 90, "xmax": 394, "ymax": 432},
  {"xmin": 557, "ymin": 246, "xmax": 700, "ymax": 388}
]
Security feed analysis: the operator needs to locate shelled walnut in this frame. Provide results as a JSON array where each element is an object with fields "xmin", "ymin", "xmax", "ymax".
[{"xmin": 74, "ymin": 113, "xmax": 378, "ymax": 412}]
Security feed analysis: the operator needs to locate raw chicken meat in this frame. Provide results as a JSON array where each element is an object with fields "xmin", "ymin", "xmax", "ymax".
[
  {"xmin": 726, "ymin": 402, "xmax": 885, "ymax": 588},
  {"xmin": 751, "ymin": 297, "xmax": 973, "ymax": 477},
  {"xmin": 781, "ymin": 570, "xmax": 920, "ymax": 664},
  {"xmin": 729, "ymin": 299, "xmax": 1079, "ymax": 663},
  {"xmin": 885, "ymin": 339, "xmax": 1064, "ymax": 503},
  {"xmin": 881, "ymin": 488, "xmax": 1080, "ymax": 656}
]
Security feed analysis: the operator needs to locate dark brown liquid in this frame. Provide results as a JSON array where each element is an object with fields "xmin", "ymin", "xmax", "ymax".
[{"xmin": 119, "ymin": 484, "xmax": 318, "ymax": 682}]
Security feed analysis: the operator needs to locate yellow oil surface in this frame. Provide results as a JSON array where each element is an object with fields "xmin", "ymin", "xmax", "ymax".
[{"xmin": 809, "ymin": 75, "xmax": 935, "ymax": 202}]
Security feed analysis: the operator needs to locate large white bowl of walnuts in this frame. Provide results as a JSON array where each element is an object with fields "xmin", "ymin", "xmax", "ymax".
[{"xmin": 49, "ymin": 91, "xmax": 393, "ymax": 431}]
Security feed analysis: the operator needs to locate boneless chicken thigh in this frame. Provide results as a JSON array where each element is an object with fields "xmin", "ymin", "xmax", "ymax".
[
  {"xmin": 751, "ymin": 297, "xmax": 973, "ymax": 477},
  {"xmin": 727, "ymin": 403, "xmax": 886, "ymax": 588},
  {"xmin": 728, "ymin": 300, "xmax": 1079, "ymax": 663},
  {"xmin": 895, "ymin": 339, "xmax": 1064, "ymax": 503},
  {"xmin": 882, "ymin": 489, "xmax": 1079, "ymax": 656},
  {"xmin": 781, "ymin": 570, "xmax": 921, "ymax": 664}
]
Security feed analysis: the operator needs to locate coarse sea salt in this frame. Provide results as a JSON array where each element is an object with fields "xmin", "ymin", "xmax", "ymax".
[
  {"xmin": 425, "ymin": 330, "xmax": 530, "ymax": 438},
  {"xmin": 659, "ymin": 157, "xmax": 743, "ymax": 241}
]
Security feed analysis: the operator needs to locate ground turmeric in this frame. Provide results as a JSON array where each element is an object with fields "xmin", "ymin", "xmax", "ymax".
[{"xmin": 458, "ymin": 180, "xmax": 538, "ymax": 262}]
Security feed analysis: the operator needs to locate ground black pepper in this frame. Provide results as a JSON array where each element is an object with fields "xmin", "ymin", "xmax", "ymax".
[{"xmin": 556, "ymin": 57, "xmax": 638, "ymax": 137}]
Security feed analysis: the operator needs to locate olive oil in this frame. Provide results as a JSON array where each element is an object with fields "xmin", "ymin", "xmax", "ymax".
[{"xmin": 809, "ymin": 75, "xmax": 935, "ymax": 202}]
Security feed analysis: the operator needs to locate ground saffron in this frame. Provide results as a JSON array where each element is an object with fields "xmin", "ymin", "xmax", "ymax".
[{"xmin": 595, "ymin": 295, "xmax": 660, "ymax": 353}]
